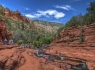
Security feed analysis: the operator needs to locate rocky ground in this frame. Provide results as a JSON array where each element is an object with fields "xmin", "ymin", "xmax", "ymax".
[
  {"xmin": 48, "ymin": 43, "xmax": 95, "ymax": 70},
  {"xmin": 0, "ymin": 44, "xmax": 95, "ymax": 70},
  {"xmin": 0, "ymin": 45, "xmax": 67, "ymax": 70}
]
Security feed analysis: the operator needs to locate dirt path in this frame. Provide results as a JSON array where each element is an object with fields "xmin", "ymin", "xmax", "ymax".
[{"xmin": 19, "ymin": 49, "xmax": 40, "ymax": 70}]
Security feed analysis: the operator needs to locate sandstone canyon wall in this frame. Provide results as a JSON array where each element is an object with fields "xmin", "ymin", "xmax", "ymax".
[
  {"xmin": 3, "ymin": 8, "xmax": 30, "ymax": 23},
  {"xmin": 0, "ymin": 19, "xmax": 12, "ymax": 43},
  {"xmin": 56, "ymin": 23, "xmax": 95, "ymax": 47}
]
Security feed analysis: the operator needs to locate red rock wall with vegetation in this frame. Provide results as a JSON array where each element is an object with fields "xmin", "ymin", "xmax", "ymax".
[
  {"xmin": 56, "ymin": 23, "xmax": 95, "ymax": 47},
  {"xmin": 3, "ymin": 8, "xmax": 30, "ymax": 23},
  {"xmin": 0, "ymin": 19, "xmax": 12, "ymax": 42}
]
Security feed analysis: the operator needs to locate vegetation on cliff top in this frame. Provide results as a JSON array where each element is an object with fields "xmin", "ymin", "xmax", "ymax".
[
  {"xmin": 65, "ymin": 1, "xmax": 95, "ymax": 28},
  {"xmin": 55, "ymin": 1, "xmax": 95, "ymax": 40}
]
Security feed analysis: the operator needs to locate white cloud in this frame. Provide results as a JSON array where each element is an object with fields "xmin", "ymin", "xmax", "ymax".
[
  {"xmin": 25, "ymin": 14, "xmax": 37, "ymax": 18},
  {"xmin": 37, "ymin": 10, "xmax": 65, "ymax": 19},
  {"xmin": 24, "ymin": 7, "xmax": 30, "ymax": 10},
  {"xmin": 25, "ymin": 13, "xmax": 42, "ymax": 18},
  {"xmin": 55, "ymin": 5, "xmax": 75, "ymax": 11},
  {"xmin": 56, "ymin": 5, "xmax": 70, "ymax": 10},
  {"xmin": 25, "ymin": 9, "xmax": 65, "ymax": 19}
]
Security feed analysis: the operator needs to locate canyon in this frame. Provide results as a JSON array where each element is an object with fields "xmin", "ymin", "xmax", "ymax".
[{"xmin": 0, "ymin": 21, "xmax": 95, "ymax": 70}]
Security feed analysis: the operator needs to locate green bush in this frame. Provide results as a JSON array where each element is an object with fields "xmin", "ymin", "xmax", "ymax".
[
  {"xmin": 17, "ymin": 40, "xmax": 23, "ymax": 46},
  {"xmin": 33, "ymin": 41, "xmax": 36, "ymax": 47},
  {"xmin": 67, "ymin": 40, "xmax": 70, "ymax": 44},
  {"xmin": 81, "ymin": 29, "xmax": 84, "ymax": 33},
  {"xmin": 42, "ymin": 37, "xmax": 52, "ymax": 44},
  {"xmin": 79, "ymin": 36, "xmax": 85, "ymax": 44},
  {"xmin": 32, "ymin": 36, "xmax": 52, "ymax": 48},
  {"xmin": 55, "ymin": 26, "xmax": 64, "ymax": 40}
]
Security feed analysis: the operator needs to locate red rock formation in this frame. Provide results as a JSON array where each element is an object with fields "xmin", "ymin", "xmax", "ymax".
[
  {"xmin": 0, "ymin": 46, "xmax": 25, "ymax": 70},
  {"xmin": 31, "ymin": 23, "xmax": 37, "ymax": 29},
  {"xmin": 0, "ymin": 19, "xmax": 12, "ymax": 43},
  {"xmin": 49, "ymin": 23, "xmax": 95, "ymax": 70},
  {"xmin": 12, "ymin": 11, "xmax": 23, "ymax": 22},
  {"xmin": 3, "ymin": 9, "xmax": 30, "ymax": 23},
  {"xmin": 48, "ymin": 45, "xmax": 95, "ymax": 70},
  {"xmin": 0, "ymin": 45, "xmax": 68, "ymax": 70},
  {"xmin": 56, "ymin": 23, "xmax": 95, "ymax": 47},
  {"xmin": 22, "ymin": 16, "xmax": 30, "ymax": 23},
  {"xmin": 3, "ymin": 8, "xmax": 12, "ymax": 18}
]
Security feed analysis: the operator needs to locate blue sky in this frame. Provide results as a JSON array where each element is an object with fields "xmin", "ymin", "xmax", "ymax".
[{"xmin": 0, "ymin": 0, "xmax": 94, "ymax": 23}]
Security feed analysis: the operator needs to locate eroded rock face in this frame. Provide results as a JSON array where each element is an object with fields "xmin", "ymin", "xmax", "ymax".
[
  {"xmin": 50, "ymin": 23, "xmax": 95, "ymax": 70},
  {"xmin": 3, "ymin": 8, "xmax": 30, "ymax": 23},
  {"xmin": 0, "ymin": 19, "xmax": 12, "ymax": 43},
  {"xmin": 0, "ymin": 46, "xmax": 25, "ymax": 70},
  {"xmin": 0, "ymin": 44, "xmax": 94, "ymax": 70},
  {"xmin": 3, "ymin": 8, "xmax": 12, "ymax": 18},
  {"xmin": 56, "ymin": 23, "xmax": 95, "ymax": 47}
]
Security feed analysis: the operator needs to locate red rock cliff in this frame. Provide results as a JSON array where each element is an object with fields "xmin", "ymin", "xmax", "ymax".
[
  {"xmin": 3, "ymin": 8, "xmax": 30, "ymax": 23},
  {"xmin": 56, "ymin": 23, "xmax": 95, "ymax": 47},
  {"xmin": 0, "ymin": 19, "xmax": 12, "ymax": 43}
]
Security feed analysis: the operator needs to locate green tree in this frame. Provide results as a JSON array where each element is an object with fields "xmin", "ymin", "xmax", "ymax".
[
  {"xmin": 86, "ymin": 1, "xmax": 95, "ymax": 13},
  {"xmin": 21, "ymin": 22, "xmax": 25, "ymax": 30},
  {"xmin": 0, "ymin": 5, "xmax": 4, "ymax": 15},
  {"xmin": 65, "ymin": 14, "xmax": 83, "ymax": 28},
  {"xmin": 17, "ymin": 40, "xmax": 23, "ymax": 46},
  {"xmin": 84, "ymin": 1, "xmax": 95, "ymax": 24}
]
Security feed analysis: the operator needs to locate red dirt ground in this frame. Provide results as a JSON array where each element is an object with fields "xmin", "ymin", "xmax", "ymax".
[
  {"xmin": 0, "ymin": 44, "xmax": 95, "ymax": 70},
  {"xmin": 0, "ymin": 45, "xmax": 67, "ymax": 70},
  {"xmin": 48, "ymin": 43, "xmax": 95, "ymax": 70}
]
